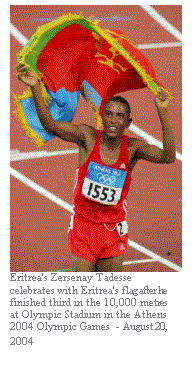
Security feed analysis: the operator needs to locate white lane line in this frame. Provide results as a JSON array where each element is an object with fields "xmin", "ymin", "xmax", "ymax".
[
  {"xmin": 10, "ymin": 23, "xmax": 28, "ymax": 45},
  {"xmin": 137, "ymin": 41, "xmax": 182, "ymax": 50},
  {"xmin": 10, "ymin": 167, "xmax": 73, "ymax": 213},
  {"xmin": 123, "ymin": 258, "xmax": 158, "ymax": 265},
  {"xmin": 130, "ymin": 124, "xmax": 182, "ymax": 162},
  {"xmin": 10, "ymin": 167, "xmax": 182, "ymax": 272},
  {"xmin": 140, "ymin": 5, "xmax": 182, "ymax": 42},
  {"xmin": 10, "ymin": 149, "xmax": 78, "ymax": 161},
  {"xmin": 10, "ymin": 21, "xmax": 182, "ymax": 51},
  {"xmin": 10, "ymin": 141, "xmax": 182, "ymax": 162},
  {"xmin": 10, "ymin": 149, "xmax": 20, "ymax": 154},
  {"xmin": 128, "ymin": 239, "xmax": 182, "ymax": 272}
]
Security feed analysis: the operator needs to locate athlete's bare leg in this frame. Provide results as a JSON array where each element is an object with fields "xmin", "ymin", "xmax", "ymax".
[
  {"xmin": 96, "ymin": 255, "xmax": 123, "ymax": 272},
  {"xmin": 72, "ymin": 254, "xmax": 123, "ymax": 272},
  {"xmin": 71, "ymin": 255, "xmax": 95, "ymax": 272}
]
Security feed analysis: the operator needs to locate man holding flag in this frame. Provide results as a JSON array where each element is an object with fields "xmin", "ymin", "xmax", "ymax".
[{"xmin": 17, "ymin": 64, "xmax": 175, "ymax": 272}]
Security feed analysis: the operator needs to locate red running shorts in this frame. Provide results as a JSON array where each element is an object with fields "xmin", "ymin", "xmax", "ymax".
[{"xmin": 68, "ymin": 213, "xmax": 128, "ymax": 263}]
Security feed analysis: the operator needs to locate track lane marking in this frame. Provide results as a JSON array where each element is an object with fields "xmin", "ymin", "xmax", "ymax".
[
  {"xmin": 10, "ymin": 23, "xmax": 28, "ymax": 45},
  {"xmin": 10, "ymin": 167, "xmax": 182, "ymax": 272},
  {"xmin": 137, "ymin": 41, "xmax": 181, "ymax": 49},
  {"xmin": 123, "ymin": 258, "xmax": 158, "ymax": 265},
  {"xmin": 10, "ymin": 167, "xmax": 73, "ymax": 213},
  {"xmin": 10, "ymin": 149, "xmax": 79, "ymax": 161},
  {"xmin": 127, "ymin": 239, "xmax": 181, "ymax": 272},
  {"xmin": 130, "ymin": 124, "xmax": 182, "ymax": 161},
  {"xmin": 10, "ymin": 21, "xmax": 182, "ymax": 49},
  {"xmin": 140, "ymin": 5, "xmax": 182, "ymax": 41},
  {"xmin": 10, "ymin": 143, "xmax": 182, "ymax": 162}
]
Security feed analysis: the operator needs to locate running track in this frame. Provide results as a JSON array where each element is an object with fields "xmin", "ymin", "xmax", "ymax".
[{"xmin": 10, "ymin": 5, "xmax": 182, "ymax": 272}]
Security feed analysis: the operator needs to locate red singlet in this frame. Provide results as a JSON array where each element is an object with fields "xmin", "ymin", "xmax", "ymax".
[{"xmin": 73, "ymin": 130, "xmax": 131, "ymax": 224}]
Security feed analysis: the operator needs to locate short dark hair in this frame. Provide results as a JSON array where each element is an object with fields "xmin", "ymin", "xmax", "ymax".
[{"xmin": 106, "ymin": 96, "xmax": 131, "ymax": 117}]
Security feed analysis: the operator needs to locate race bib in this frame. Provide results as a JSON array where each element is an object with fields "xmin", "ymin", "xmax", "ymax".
[
  {"xmin": 116, "ymin": 220, "xmax": 128, "ymax": 236},
  {"xmin": 82, "ymin": 161, "xmax": 127, "ymax": 205}
]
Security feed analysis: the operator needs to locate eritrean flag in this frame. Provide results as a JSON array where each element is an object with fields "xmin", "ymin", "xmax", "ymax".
[{"xmin": 15, "ymin": 13, "xmax": 172, "ymax": 146}]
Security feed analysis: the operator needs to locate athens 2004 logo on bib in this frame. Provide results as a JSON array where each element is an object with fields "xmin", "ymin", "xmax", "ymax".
[{"xmin": 82, "ymin": 161, "xmax": 127, "ymax": 205}]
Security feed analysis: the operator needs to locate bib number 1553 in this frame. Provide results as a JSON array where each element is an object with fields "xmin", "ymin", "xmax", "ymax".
[{"xmin": 87, "ymin": 182, "xmax": 116, "ymax": 204}]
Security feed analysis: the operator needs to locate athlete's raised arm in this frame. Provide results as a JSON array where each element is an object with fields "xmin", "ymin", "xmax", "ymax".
[
  {"xmin": 17, "ymin": 64, "xmax": 90, "ymax": 145},
  {"xmin": 135, "ymin": 90, "xmax": 176, "ymax": 163}
]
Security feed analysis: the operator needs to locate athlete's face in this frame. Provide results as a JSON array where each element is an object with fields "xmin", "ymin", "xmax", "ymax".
[{"xmin": 102, "ymin": 101, "xmax": 131, "ymax": 138}]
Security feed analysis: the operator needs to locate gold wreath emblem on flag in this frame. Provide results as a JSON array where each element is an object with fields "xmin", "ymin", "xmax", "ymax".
[{"xmin": 95, "ymin": 46, "xmax": 127, "ymax": 74}]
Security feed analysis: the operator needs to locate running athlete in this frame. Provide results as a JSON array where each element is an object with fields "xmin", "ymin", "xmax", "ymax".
[{"xmin": 17, "ymin": 64, "xmax": 176, "ymax": 272}]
